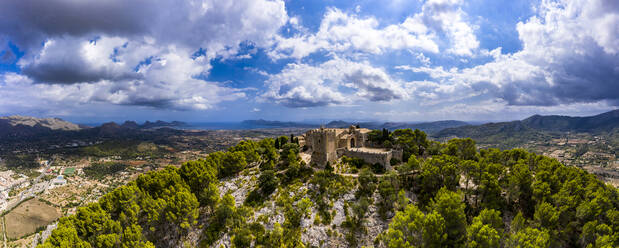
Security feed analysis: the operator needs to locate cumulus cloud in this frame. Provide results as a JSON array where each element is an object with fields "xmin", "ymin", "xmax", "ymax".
[
  {"xmin": 269, "ymin": 0, "xmax": 478, "ymax": 59},
  {"xmin": 262, "ymin": 57, "xmax": 407, "ymax": 107},
  {"xmin": 399, "ymin": 0, "xmax": 619, "ymax": 106},
  {"xmin": 21, "ymin": 37, "xmax": 141, "ymax": 84},
  {"xmin": 0, "ymin": 0, "xmax": 287, "ymax": 55},
  {"xmin": 269, "ymin": 8, "xmax": 438, "ymax": 59},
  {"xmin": 415, "ymin": 0, "xmax": 479, "ymax": 56},
  {"xmin": 0, "ymin": 0, "xmax": 288, "ymax": 110},
  {"xmin": 1, "ymin": 59, "xmax": 245, "ymax": 112}
]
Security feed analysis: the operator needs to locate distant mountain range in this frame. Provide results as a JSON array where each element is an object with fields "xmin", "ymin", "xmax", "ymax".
[
  {"xmin": 0, "ymin": 116, "xmax": 84, "ymax": 138},
  {"xmin": 238, "ymin": 119, "xmax": 469, "ymax": 134},
  {"xmin": 0, "ymin": 117, "xmax": 187, "ymax": 140},
  {"xmin": 324, "ymin": 120, "xmax": 469, "ymax": 134},
  {"xmin": 119, "ymin": 120, "xmax": 188, "ymax": 129},
  {"xmin": 239, "ymin": 119, "xmax": 317, "ymax": 128},
  {"xmin": 2, "ymin": 109, "xmax": 616, "ymax": 142},
  {"xmin": 434, "ymin": 109, "xmax": 619, "ymax": 140}
]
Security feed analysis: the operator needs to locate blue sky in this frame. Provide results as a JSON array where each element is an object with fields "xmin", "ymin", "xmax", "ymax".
[{"xmin": 0, "ymin": 0, "xmax": 617, "ymax": 123}]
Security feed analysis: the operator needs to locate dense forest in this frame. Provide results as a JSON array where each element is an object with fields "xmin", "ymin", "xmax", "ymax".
[{"xmin": 39, "ymin": 129, "xmax": 618, "ymax": 248}]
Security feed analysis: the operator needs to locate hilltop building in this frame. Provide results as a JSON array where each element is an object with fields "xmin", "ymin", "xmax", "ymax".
[{"xmin": 301, "ymin": 126, "xmax": 402, "ymax": 169}]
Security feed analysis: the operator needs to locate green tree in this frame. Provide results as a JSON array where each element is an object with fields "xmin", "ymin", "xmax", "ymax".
[
  {"xmin": 198, "ymin": 182, "xmax": 219, "ymax": 211},
  {"xmin": 258, "ymin": 138, "xmax": 278, "ymax": 171},
  {"xmin": 275, "ymin": 136, "xmax": 289, "ymax": 149},
  {"xmin": 423, "ymin": 211, "xmax": 448, "ymax": 248},
  {"xmin": 378, "ymin": 175, "xmax": 398, "ymax": 219},
  {"xmin": 478, "ymin": 170, "xmax": 503, "ymax": 210},
  {"xmin": 219, "ymin": 151, "xmax": 247, "ymax": 178},
  {"xmin": 379, "ymin": 203, "xmax": 424, "ymax": 247},
  {"xmin": 419, "ymin": 155, "xmax": 460, "ymax": 201},
  {"xmin": 121, "ymin": 224, "xmax": 154, "ymax": 248},
  {"xmin": 162, "ymin": 186, "xmax": 199, "ymax": 230},
  {"xmin": 506, "ymin": 227, "xmax": 551, "ymax": 248},
  {"xmin": 228, "ymin": 140, "xmax": 260, "ymax": 164},
  {"xmin": 445, "ymin": 138, "xmax": 477, "ymax": 161},
  {"xmin": 40, "ymin": 219, "xmax": 92, "ymax": 248},
  {"xmin": 467, "ymin": 209, "xmax": 503, "ymax": 248},
  {"xmin": 178, "ymin": 159, "xmax": 219, "ymax": 207},
  {"xmin": 357, "ymin": 168, "xmax": 377, "ymax": 198},
  {"xmin": 258, "ymin": 170, "xmax": 279, "ymax": 196},
  {"xmin": 508, "ymin": 161, "xmax": 534, "ymax": 217},
  {"xmin": 391, "ymin": 129, "xmax": 428, "ymax": 160},
  {"xmin": 429, "ymin": 188, "xmax": 467, "ymax": 247}
]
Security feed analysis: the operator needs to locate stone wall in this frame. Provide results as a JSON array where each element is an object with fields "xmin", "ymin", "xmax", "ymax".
[
  {"xmin": 304, "ymin": 127, "xmax": 384, "ymax": 168},
  {"xmin": 342, "ymin": 148, "xmax": 393, "ymax": 170},
  {"xmin": 391, "ymin": 149, "xmax": 404, "ymax": 162}
]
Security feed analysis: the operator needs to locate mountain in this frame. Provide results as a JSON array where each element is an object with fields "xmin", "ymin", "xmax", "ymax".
[
  {"xmin": 240, "ymin": 119, "xmax": 317, "ymax": 128},
  {"xmin": 0, "ymin": 116, "xmax": 83, "ymax": 131},
  {"xmin": 435, "ymin": 109, "xmax": 619, "ymax": 141},
  {"xmin": 0, "ymin": 116, "xmax": 84, "ymax": 138},
  {"xmin": 36, "ymin": 130, "xmax": 618, "ymax": 248},
  {"xmin": 521, "ymin": 109, "xmax": 619, "ymax": 132},
  {"xmin": 325, "ymin": 120, "xmax": 469, "ymax": 134},
  {"xmin": 381, "ymin": 120, "xmax": 469, "ymax": 133},
  {"xmin": 325, "ymin": 120, "xmax": 357, "ymax": 128},
  {"xmin": 141, "ymin": 120, "xmax": 187, "ymax": 129}
]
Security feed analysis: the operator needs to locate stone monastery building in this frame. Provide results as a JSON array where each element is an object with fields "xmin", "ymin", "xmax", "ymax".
[{"xmin": 300, "ymin": 126, "xmax": 402, "ymax": 169}]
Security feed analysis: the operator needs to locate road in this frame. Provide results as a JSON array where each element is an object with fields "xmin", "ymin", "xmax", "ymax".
[{"xmin": 1, "ymin": 158, "xmax": 53, "ymax": 215}]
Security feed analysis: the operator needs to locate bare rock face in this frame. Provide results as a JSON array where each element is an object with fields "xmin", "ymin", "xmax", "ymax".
[
  {"xmin": 331, "ymin": 192, "xmax": 355, "ymax": 226},
  {"xmin": 302, "ymin": 224, "xmax": 328, "ymax": 247},
  {"xmin": 219, "ymin": 174, "xmax": 255, "ymax": 206},
  {"xmin": 0, "ymin": 116, "xmax": 82, "ymax": 131}
]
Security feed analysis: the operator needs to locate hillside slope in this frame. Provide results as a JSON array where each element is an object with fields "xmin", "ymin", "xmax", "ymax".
[
  {"xmin": 0, "ymin": 116, "xmax": 84, "ymax": 138},
  {"xmin": 435, "ymin": 109, "xmax": 619, "ymax": 141},
  {"xmin": 37, "ymin": 133, "xmax": 618, "ymax": 248}
]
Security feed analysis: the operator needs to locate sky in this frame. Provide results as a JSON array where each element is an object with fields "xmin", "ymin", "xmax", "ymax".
[{"xmin": 0, "ymin": 0, "xmax": 617, "ymax": 123}]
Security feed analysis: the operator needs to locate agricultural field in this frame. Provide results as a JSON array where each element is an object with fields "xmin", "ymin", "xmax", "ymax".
[{"xmin": 3, "ymin": 198, "xmax": 60, "ymax": 239}]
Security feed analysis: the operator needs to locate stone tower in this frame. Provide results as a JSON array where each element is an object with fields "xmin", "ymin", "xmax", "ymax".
[{"xmin": 307, "ymin": 127, "xmax": 338, "ymax": 167}]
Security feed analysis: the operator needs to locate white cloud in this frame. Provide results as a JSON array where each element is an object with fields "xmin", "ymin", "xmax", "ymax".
[
  {"xmin": 399, "ymin": 0, "xmax": 619, "ymax": 107},
  {"xmin": 0, "ymin": 37, "xmax": 246, "ymax": 111},
  {"xmin": 270, "ymin": 0, "xmax": 479, "ymax": 60},
  {"xmin": 368, "ymin": 98, "xmax": 615, "ymax": 122},
  {"xmin": 0, "ymin": 0, "xmax": 288, "ymax": 57},
  {"xmin": 0, "ymin": 0, "xmax": 288, "ymax": 110},
  {"xmin": 269, "ymin": 8, "xmax": 440, "ymax": 59},
  {"xmin": 415, "ymin": 0, "xmax": 479, "ymax": 56},
  {"xmin": 262, "ymin": 57, "xmax": 408, "ymax": 107}
]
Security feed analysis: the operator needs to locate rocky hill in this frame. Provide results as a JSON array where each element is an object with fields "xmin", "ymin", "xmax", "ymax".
[
  {"xmin": 435, "ymin": 109, "xmax": 619, "ymax": 140},
  {"xmin": 0, "ymin": 115, "xmax": 83, "ymax": 130},
  {"xmin": 36, "ymin": 132, "xmax": 619, "ymax": 248},
  {"xmin": 0, "ymin": 116, "xmax": 85, "ymax": 139}
]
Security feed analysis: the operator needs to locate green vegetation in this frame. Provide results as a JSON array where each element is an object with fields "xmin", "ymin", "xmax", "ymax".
[
  {"xmin": 80, "ymin": 140, "xmax": 169, "ymax": 159},
  {"xmin": 62, "ymin": 167, "xmax": 76, "ymax": 176},
  {"xmin": 39, "ymin": 129, "xmax": 618, "ymax": 248},
  {"xmin": 2, "ymin": 153, "xmax": 39, "ymax": 168},
  {"xmin": 83, "ymin": 163, "xmax": 127, "ymax": 180},
  {"xmin": 340, "ymin": 156, "xmax": 386, "ymax": 174},
  {"xmin": 378, "ymin": 143, "xmax": 618, "ymax": 248}
]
